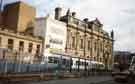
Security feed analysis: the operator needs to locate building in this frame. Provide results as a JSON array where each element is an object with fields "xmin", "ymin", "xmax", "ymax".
[
  {"xmin": 35, "ymin": 15, "xmax": 67, "ymax": 63},
  {"xmin": 57, "ymin": 8, "xmax": 114, "ymax": 69},
  {"xmin": 35, "ymin": 7, "xmax": 114, "ymax": 69},
  {"xmin": 0, "ymin": 1, "xmax": 114, "ymax": 69},
  {"xmin": 114, "ymin": 51, "xmax": 134, "ymax": 64},
  {"xmin": 2, "ymin": 1, "xmax": 36, "ymax": 33},
  {"xmin": 0, "ymin": 1, "xmax": 42, "ymax": 63}
]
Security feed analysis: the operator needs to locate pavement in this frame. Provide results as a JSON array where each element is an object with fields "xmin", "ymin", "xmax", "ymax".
[
  {"xmin": 2, "ymin": 75, "xmax": 135, "ymax": 84},
  {"xmin": 2, "ymin": 76, "xmax": 112, "ymax": 84}
]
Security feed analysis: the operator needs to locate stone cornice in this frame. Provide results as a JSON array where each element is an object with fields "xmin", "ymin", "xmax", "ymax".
[{"xmin": 0, "ymin": 28, "xmax": 42, "ymax": 43}]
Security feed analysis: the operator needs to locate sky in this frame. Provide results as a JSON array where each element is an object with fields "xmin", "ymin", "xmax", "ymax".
[{"xmin": 2, "ymin": 0, "xmax": 135, "ymax": 52}]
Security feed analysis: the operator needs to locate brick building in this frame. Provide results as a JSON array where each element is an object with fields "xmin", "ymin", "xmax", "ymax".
[{"xmin": 0, "ymin": 1, "xmax": 42, "ymax": 63}]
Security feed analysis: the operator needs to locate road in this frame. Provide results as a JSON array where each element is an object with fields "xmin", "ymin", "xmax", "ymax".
[
  {"xmin": 95, "ymin": 80, "xmax": 135, "ymax": 84},
  {"xmin": 1, "ymin": 76, "xmax": 135, "ymax": 84}
]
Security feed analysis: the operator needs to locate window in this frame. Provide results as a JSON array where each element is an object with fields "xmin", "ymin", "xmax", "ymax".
[
  {"xmin": 36, "ymin": 45, "xmax": 40, "ymax": 55},
  {"xmin": 54, "ymin": 57, "xmax": 59, "ymax": 64},
  {"xmin": 110, "ymin": 48, "xmax": 112, "ymax": 53},
  {"xmin": 72, "ymin": 37, "xmax": 75, "ymax": 48},
  {"xmin": 62, "ymin": 59, "xmax": 66, "ymax": 65},
  {"xmin": 94, "ymin": 41, "xmax": 97, "ymax": 51},
  {"xmin": 48, "ymin": 57, "xmax": 54, "ymax": 63},
  {"xmin": 28, "ymin": 43, "xmax": 33, "ymax": 53},
  {"xmin": 86, "ymin": 62, "xmax": 88, "ymax": 66},
  {"xmin": 100, "ymin": 58, "xmax": 102, "ymax": 62},
  {"xmin": 8, "ymin": 39, "xmax": 14, "ymax": 50},
  {"xmin": 76, "ymin": 61, "xmax": 80, "ymax": 65},
  {"xmin": 19, "ymin": 41, "xmax": 24, "ymax": 52},
  {"xmin": 100, "ymin": 43, "xmax": 102, "ymax": 52},
  {"xmin": 80, "ymin": 39, "xmax": 84, "ymax": 49},
  {"xmin": 67, "ymin": 32, "xmax": 70, "ymax": 48},
  {"xmin": 94, "ymin": 57, "xmax": 96, "ymax": 60},
  {"xmin": 88, "ymin": 40, "xmax": 90, "ymax": 50}
]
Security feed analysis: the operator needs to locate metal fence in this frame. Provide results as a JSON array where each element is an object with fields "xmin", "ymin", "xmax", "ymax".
[
  {"xmin": 0, "ymin": 49, "xmax": 112, "ymax": 76},
  {"xmin": 0, "ymin": 59, "xmax": 60, "ymax": 74},
  {"xmin": 0, "ymin": 60, "xmax": 112, "ymax": 77}
]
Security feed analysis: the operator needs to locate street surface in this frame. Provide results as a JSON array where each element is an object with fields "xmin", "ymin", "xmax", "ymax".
[{"xmin": 1, "ymin": 76, "xmax": 135, "ymax": 84}]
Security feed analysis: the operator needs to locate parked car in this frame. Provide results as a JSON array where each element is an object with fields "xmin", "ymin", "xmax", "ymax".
[
  {"xmin": 112, "ymin": 62, "xmax": 130, "ymax": 82},
  {"xmin": 129, "ymin": 56, "xmax": 135, "ymax": 79}
]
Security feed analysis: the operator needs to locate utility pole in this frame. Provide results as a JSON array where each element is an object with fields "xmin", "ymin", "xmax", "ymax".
[{"xmin": 69, "ymin": 57, "xmax": 72, "ymax": 72}]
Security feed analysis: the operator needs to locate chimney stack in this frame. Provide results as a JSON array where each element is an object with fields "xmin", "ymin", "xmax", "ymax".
[
  {"xmin": 72, "ymin": 12, "xmax": 76, "ymax": 17},
  {"xmin": 55, "ymin": 7, "xmax": 62, "ymax": 20},
  {"xmin": 83, "ymin": 18, "xmax": 89, "ymax": 22}
]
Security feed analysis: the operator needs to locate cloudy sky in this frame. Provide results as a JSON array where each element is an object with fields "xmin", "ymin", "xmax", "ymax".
[{"xmin": 2, "ymin": 0, "xmax": 135, "ymax": 52}]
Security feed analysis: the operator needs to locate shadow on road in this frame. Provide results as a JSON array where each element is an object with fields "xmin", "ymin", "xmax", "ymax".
[{"xmin": 91, "ymin": 79, "xmax": 135, "ymax": 84}]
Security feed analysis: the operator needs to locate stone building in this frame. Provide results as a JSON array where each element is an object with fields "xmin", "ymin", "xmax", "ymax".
[
  {"xmin": 114, "ymin": 51, "xmax": 134, "ymax": 64},
  {"xmin": 55, "ymin": 8, "xmax": 114, "ymax": 69},
  {"xmin": 0, "ymin": 1, "xmax": 114, "ymax": 68},
  {"xmin": 35, "ymin": 15, "xmax": 67, "ymax": 63},
  {"xmin": 0, "ymin": 1, "xmax": 42, "ymax": 63}
]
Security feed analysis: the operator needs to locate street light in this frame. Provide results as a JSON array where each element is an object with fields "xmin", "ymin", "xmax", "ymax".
[{"xmin": 69, "ymin": 57, "xmax": 72, "ymax": 72}]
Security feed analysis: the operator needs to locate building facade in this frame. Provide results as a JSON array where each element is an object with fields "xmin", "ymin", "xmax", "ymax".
[
  {"xmin": 35, "ymin": 7, "xmax": 114, "ymax": 69},
  {"xmin": 114, "ymin": 51, "xmax": 134, "ymax": 64},
  {"xmin": 2, "ymin": 1, "xmax": 36, "ymax": 33},
  {"xmin": 58, "ymin": 8, "xmax": 114, "ymax": 69},
  {"xmin": 0, "ymin": 1, "xmax": 114, "ymax": 68},
  {"xmin": 0, "ymin": 2, "xmax": 42, "ymax": 64},
  {"xmin": 0, "ymin": 28, "xmax": 42, "ymax": 63},
  {"xmin": 35, "ymin": 15, "xmax": 67, "ymax": 63}
]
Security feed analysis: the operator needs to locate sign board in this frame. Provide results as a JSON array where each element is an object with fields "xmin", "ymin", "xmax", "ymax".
[{"xmin": 43, "ymin": 16, "xmax": 67, "ymax": 55}]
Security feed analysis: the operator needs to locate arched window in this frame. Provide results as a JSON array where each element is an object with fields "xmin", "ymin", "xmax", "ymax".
[
  {"xmin": 28, "ymin": 43, "xmax": 33, "ymax": 53},
  {"xmin": 94, "ymin": 41, "xmax": 97, "ymax": 51},
  {"xmin": 72, "ymin": 36, "xmax": 75, "ymax": 48},
  {"xmin": 80, "ymin": 38, "xmax": 84, "ymax": 49},
  {"xmin": 88, "ymin": 40, "xmax": 90, "ymax": 50}
]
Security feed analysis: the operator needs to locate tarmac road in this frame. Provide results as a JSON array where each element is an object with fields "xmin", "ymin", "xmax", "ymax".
[
  {"xmin": 0, "ymin": 76, "xmax": 112, "ymax": 84},
  {"xmin": 1, "ymin": 76, "xmax": 135, "ymax": 84}
]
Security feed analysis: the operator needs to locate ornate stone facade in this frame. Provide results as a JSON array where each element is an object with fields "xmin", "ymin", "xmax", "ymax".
[
  {"xmin": 0, "ymin": 28, "xmax": 42, "ymax": 63},
  {"xmin": 59, "ymin": 10, "xmax": 114, "ymax": 69}
]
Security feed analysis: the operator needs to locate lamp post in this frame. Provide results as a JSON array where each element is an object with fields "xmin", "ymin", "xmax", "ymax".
[
  {"xmin": 69, "ymin": 57, "xmax": 72, "ymax": 72},
  {"xmin": 77, "ymin": 57, "xmax": 80, "ymax": 72}
]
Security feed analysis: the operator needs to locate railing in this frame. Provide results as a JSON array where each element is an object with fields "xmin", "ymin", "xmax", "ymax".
[
  {"xmin": 0, "ymin": 59, "xmax": 59, "ymax": 74},
  {"xmin": 0, "ymin": 48, "xmax": 111, "ymax": 76},
  {"xmin": 0, "ymin": 59, "xmax": 111, "ymax": 76}
]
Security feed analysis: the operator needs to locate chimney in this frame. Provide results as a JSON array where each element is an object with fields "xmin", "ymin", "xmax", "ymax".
[
  {"xmin": 55, "ymin": 7, "xmax": 62, "ymax": 20},
  {"xmin": 66, "ymin": 9, "xmax": 70, "ymax": 16},
  {"xmin": 72, "ymin": 12, "xmax": 76, "ymax": 17},
  {"xmin": 83, "ymin": 18, "xmax": 89, "ymax": 22}
]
